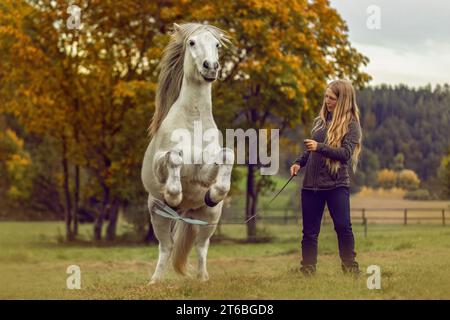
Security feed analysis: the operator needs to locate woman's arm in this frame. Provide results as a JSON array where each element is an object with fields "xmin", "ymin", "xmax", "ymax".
[
  {"xmin": 316, "ymin": 121, "xmax": 361, "ymax": 162},
  {"xmin": 294, "ymin": 150, "xmax": 310, "ymax": 167}
]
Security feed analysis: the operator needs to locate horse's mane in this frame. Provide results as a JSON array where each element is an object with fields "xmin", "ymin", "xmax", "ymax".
[{"xmin": 148, "ymin": 23, "xmax": 230, "ymax": 138}]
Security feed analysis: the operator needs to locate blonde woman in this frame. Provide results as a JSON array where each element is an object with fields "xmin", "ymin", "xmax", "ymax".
[{"xmin": 290, "ymin": 80, "xmax": 363, "ymax": 276}]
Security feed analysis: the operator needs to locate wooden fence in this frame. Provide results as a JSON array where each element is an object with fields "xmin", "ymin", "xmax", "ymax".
[{"xmin": 220, "ymin": 207, "xmax": 448, "ymax": 227}]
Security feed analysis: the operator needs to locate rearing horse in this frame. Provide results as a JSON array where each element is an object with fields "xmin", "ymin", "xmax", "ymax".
[{"xmin": 141, "ymin": 23, "xmax": 234, "ymax": 284}]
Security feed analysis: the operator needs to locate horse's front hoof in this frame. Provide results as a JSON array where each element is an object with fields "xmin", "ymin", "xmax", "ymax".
[
  {"xmin": 164, "ymin": 189, "xmax": 182, "ymax": 208},
  {"xmin": 204, "ymin": 189, "xmax": 219, "ymax": 207}
]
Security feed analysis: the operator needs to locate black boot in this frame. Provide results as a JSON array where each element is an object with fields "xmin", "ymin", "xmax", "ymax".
[
  {"xmin": 341, "ymin": 261, "xmax": 361, "ymax": 276},
  {"xmin": 300, "ymin": 264, "xmax": 316, "ymax": 277}
]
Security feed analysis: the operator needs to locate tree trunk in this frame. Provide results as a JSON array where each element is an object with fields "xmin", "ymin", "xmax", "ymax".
[
  {"xmin": 73, "ymin": 85, "xmax": 81, "ymax": 237},
  {"xmin": 73, "ymin": 165, "xmax": 79, "ymax": 236},
  {"xmin": 94, "ymin": 185, "xmax": 109, "ymax": 241},
  {"xmin": 62, "ymin": 137, "xmax": 74, "ymax": 241},
  {"xmin": 105, "ymin": 198, "xmax": 120, "ymax": 241},
  {"xmin": 246, "ymin": 164, "xmax": 258, "ymax": 242},
  {"xmin": 93, "ymin": 208, "xmax": 105, "ymax": 241}
]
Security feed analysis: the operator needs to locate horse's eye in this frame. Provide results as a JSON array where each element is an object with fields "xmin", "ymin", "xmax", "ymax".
[
  {"xmin": 189, "ymin": 40, "xmax": 195, "ymax": 47},
  {"xmin": 216, "ymin": 43, "xmax": 220, "ymax": 48}
]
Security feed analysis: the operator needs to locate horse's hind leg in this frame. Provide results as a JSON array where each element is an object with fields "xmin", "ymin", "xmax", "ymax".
[
  {"xmin": 195, "ymin": 228, "xmax": 214, "ymax": 281},
  {"xmin": 193, "ymin": 204, "xmax": 223, "ymax": 281},
  {"xmin": 154, "ymin": 149, "xmax": 183, "ymax": 208},
  {"xmin": 148, "ymin": 195, "xmax": 173, "ymax": 284}
]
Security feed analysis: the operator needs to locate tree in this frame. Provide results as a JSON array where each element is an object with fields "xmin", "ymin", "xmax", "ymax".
[
  {"xmin": 377, "ymin": 169, "xmax": 397, "ymax": 189},
  {"xmin": 437, "ymin": 151, "xmax": 450, "ymax": 199},
  {"xmin": 190, "ymin": 0, "xmax": 371, "ymax": 240},
  {"xmin": 357, "ymin": 84, "xmax": 450, "ymax": 198},
  {"xmin": 0, "ymin": 0, "xmax": 192, "ymax": 241},
  {"xmin": 398, "ymin": 169, "xmax": 420, "ymax": 191},
  {"xmin": 0, "ymin": 128, "xmax": 33, "ymax": 201},
  {"xmin": 393, "ymin": 153, "xmax": 405, "ymax": 172}
]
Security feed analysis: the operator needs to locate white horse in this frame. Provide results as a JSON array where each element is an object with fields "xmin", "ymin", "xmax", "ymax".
[{"xmin": 141, "ymin": 23, "xmax": 234, "ymax": 284}]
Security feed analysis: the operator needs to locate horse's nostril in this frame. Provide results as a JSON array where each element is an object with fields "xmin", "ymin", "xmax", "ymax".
[
  {"xmin": 203, "ymin": 61, "xmax": 210, "ymax": 69},
  {"xmin": 213, "ymin": 62, "xmax": 219, "ymax": 70}
]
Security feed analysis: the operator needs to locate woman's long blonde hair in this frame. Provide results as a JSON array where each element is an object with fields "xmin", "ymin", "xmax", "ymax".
[{"xmin": 311, "ymin": 80, "xmax": 362, "ymax": 175}]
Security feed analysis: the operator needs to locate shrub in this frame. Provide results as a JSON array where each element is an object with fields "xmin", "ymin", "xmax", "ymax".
[
  {"xmin": 377, "ymin": 169, "xmax": 397, "ymax": 189},
  {"xmin": 398, "ymin": 169, "xmax": 420, "ymax": 191},
  {"xmin": 403, "ymin": 189, "xmax": 431, "ymax": 200}
]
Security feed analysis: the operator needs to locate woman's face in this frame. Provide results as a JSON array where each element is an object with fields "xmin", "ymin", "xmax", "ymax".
[{"xmin": 325, "ymin": 88, "xmax": 338, "ymax": 112}]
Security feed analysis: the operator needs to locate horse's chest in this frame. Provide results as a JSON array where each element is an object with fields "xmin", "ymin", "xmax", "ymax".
[{"xmin": 179, "ymin": 179, "xmax": 209, "ymax": 207}]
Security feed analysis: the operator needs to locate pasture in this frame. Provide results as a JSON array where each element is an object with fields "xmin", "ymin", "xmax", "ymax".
[{"xmin": 1, "ymin": 219, "xmax": 450, "ymax": 299}]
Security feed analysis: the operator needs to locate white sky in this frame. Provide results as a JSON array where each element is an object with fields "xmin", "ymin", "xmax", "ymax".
[{"xmin": 329, "ymin": 0, "xmax": 450, "ymax": 87}]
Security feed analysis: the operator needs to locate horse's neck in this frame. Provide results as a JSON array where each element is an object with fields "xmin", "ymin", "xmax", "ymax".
[{"xmin": 176, "ymin": 76, "xmax": 215, "ymax": 128}]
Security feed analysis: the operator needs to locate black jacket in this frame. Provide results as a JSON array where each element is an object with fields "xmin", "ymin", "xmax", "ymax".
[{"xmin": 294, "ymin": 112, "xmax": 362, "ymax": 190}]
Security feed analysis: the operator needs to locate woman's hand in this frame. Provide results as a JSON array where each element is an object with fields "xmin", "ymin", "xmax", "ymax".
[
  {"xmin": 290, "ymin": 164, "xmax": 301, "ymax": 176},
  {"xmin": 304, "ymin": 139, "xmax": 318, "ymax": 151}
]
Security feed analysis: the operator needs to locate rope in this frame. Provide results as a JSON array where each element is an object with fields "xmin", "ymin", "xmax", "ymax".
[{"xmin": 153, "ymin": 173, "xmax": 299, "ymax": 226}]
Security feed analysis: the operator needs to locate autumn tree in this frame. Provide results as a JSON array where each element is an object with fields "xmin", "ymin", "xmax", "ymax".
[
  {"xmin": 397, "ymin": 169, "xmax": 420, "ymax": 191},
  {"xmin": 0, "ymin": 0, "xmax": 191, "ymax": 240},
  {"xmin": 190, "ymin": 0, "xmax": 371, "ymax": 240},
  {"xmin": 377, "ymin": 169, "xmax": 397, "ymax": 189},
  {"xmin": 0, "ymin": 0, "xmax": 79, "ymax": 239}
]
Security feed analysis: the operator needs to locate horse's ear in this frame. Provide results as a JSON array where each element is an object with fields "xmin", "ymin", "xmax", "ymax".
[{"xmin": 173, "ymin": 23, "xmax": 181, "ymax": 33}]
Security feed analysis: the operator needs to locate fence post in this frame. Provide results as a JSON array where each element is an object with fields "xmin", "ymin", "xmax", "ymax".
[
  {"xmin": 404, "ymin": 209, "xmax": 407, "ymax": 226},
  {"xmin": 443, "ymin": 209, "xmax": 446, "ymax": 226},
  {"xmin": 364, "ymin": 217, "xmax": 367, "ymax": 238},
  {"xmin": 362, "ymin": 209, "xmax": 367, "ymax": 237}
]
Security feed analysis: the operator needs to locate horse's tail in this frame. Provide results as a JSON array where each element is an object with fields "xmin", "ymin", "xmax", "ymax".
[{"xmin": 172, "ymin": 219, "xmax": 198, "ymax": 275}]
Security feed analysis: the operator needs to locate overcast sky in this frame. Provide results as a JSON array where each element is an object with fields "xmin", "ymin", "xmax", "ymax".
[{"xmin": 329, "ymin": 0, "xmax": 450, "ymax": 87}]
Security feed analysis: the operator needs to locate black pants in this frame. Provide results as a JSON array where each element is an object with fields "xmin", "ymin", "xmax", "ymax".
[{"xmin": 301, "ymin": 186, "xmax": 356, "ymax": 266}]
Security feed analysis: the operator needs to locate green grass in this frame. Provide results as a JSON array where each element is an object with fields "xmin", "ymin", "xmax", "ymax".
[{"xmin": 1, "ymin": 222, "xmax": 450, "ymax": 299}]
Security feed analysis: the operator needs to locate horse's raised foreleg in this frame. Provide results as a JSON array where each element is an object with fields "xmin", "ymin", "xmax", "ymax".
[
  {"xmin": 203, "ymin": 147, "xmax": 234, "ymax": 207},
  {"xmin": 153, "ymin": 149, "xmax": 183, "ymax": 208},
  {"xmin": 148, "ymin": 195, "xmax": 173, "ymax": 284}
]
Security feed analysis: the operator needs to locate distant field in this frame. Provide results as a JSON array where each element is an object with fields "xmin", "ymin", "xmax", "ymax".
[{"xmin": 1, "ymin": 221, "xmax": 450, "ymax": 299}]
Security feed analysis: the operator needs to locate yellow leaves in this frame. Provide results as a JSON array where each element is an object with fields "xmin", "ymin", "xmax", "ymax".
[
  {"xmin": 241, "ymin": 19, "xmax": 265, "ymax": 35},
  {"xmin": 398, "ymin": 169, "xmax": 421, "ymax": 191},
  {"xmin": 0, "ymin": 128, "xmax": 33, "ymax": 200},
  {"xmin": 6, "ymin": 153, "xmax": 30, "ymax": 172},
  {"xmin": 7, "ymin": 185, "xmax": 21, "ymax": 198},
  {"xmin": 147, "ymin": 46, "xmax": 163, "ymax": 60},
  {"xmin": 377, "ymin": 169, "xmax": 397, "ymax": 189},
  {"xmin": 160, "ymin": 5, "xmax": 183, "ymax": 20},
  {"xmin": 280, "ymin": 86, "xmax": 296, "ymax": 100},
  {"xmin": 113, "ymin": 81, "xmax": 137, "ymax": 99},
  {"xmin": 5, "ymin": 129, "xmax": 24, "ymax": 149}
]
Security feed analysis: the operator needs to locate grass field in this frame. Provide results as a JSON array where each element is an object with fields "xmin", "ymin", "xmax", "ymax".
[{"xmin": 1, "ymin": 221, "xmax": 450, "ymax": 299}]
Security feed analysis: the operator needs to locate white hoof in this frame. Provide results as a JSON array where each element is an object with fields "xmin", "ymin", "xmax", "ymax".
[{"xmin": 197, "ymin": 273, "xmax": 209, "ymax": 282}]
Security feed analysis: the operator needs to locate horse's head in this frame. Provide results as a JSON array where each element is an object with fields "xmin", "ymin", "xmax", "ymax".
[
  {"xmin": 149, "ymin": 23, "xmax": 230, "ymax": 137},
  {"xmin": 174, "ymin": 23, "xmax": 229, "ymax": 83}
]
